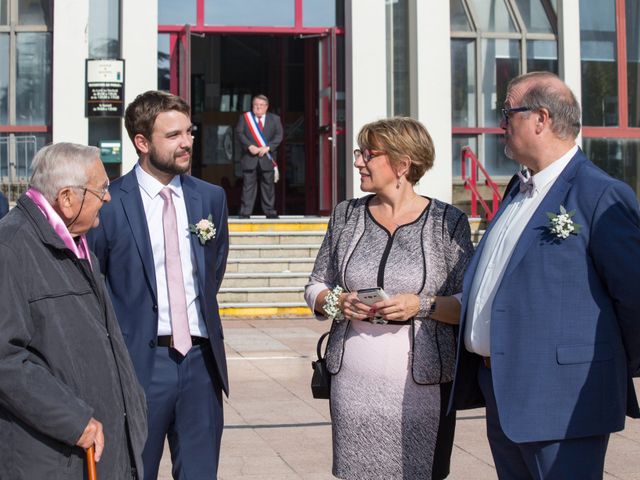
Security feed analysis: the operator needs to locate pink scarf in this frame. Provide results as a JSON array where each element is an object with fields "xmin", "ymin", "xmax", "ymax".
[{"xmin": 26, "ymin": 187, "xmax": 92, "ymax": 266}]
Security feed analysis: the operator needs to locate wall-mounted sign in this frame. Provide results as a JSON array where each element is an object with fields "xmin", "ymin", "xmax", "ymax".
[{"xmin": 86, "ymin": 59, "xmax": 125, "ymax": 117}]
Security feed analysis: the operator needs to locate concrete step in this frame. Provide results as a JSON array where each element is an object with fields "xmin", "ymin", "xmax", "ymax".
[
  {"xmin": 229, "ymin": 230, "xmax": 326, "ymax": 245},
  {"xmin": 228, "ymin": 244, "xmax": 321, "ymax": 259},
  {"xmin": 221, "ymin": 272, "xmax": 308, "ymax": 288},
  {"xmin": 225, "ymin": 257, "xmax": 316, "ymax": 274},
  {"xmin": 218, "ymin": 286, "xmax": 305, "ymax": 304}
]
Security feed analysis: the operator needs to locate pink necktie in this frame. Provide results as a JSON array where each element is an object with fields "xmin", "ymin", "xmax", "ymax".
[
  {"xmin": 159, "ymin": 187, "xmax": 192, "ymax": 356},
  {"xmin": 258, "ymin": 116, "xmax": 264, "ymax": 131}
]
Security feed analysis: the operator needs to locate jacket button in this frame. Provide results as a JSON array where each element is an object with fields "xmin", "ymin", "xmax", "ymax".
[
  {"xmin": 149, "ymin": 340, "xmax": 156, "ymax": 348},
  {"xmin": 152, "ymin": 304, "xmax": 158, "ymax": 312}
]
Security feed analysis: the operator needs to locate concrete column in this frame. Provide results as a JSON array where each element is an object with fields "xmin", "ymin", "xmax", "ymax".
[
  {"xmin": 345, "ymin": 0, "xmax": 387, "ymax": 199},
  {"xmin": 412, "ymin": 0, "xmax": 453, "ymax": 203},
  {"xmin": 120, "ymin": 0, "xmax": 158, "ymax": 172},
  {"xmin": 52, "ymin": 0, "xmax": 89, "ymax": 144},
  {"xmin": 558, "ymin": 0, "xmax": 582, "ymax": 145}
]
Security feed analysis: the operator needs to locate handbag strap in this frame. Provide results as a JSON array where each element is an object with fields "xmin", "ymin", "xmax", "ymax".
[{"xmin": 316, "ymin": 331, "xmax": 330, "ymax": 360}]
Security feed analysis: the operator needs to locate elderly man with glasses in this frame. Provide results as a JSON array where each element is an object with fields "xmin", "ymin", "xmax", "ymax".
[
  {"xmin": 451, "ymin": 71, "xmax": 640, "ymax": 479},
  {"xmin": 0, "ymin": 142, "xmax": 147, "ymax": 479}
]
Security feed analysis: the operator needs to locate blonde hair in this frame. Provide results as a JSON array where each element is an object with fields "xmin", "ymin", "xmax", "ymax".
[{"xmin": 357, "ymin": 117, "xmax": 434, "ymax": 184}]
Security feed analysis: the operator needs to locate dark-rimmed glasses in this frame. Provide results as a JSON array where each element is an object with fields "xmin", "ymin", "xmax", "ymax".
[
  {"xmin": 70, "ymin": 183, "xmax": 110, "ymax": 201},
  {"xmin": 501, "ymin": 106, "xmax": 532, "ymax": 124},
  {"xmin": 353, "ymin": 149, "xmax": 386, "ymax": 163}
]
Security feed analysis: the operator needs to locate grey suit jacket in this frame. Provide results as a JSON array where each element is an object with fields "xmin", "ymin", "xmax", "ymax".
[{"xmin": 235, "ymin": 111, "xmax": 283, "ymax": 171}]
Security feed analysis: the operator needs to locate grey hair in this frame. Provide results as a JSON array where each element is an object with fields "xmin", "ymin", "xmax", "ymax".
[
  {"xmin": 30, "ymin": 143, "xmax": 101, "ymax": 203},
  {"xmin": 509, "ymin": 71, "xmax": 582, "ymax": 140}
]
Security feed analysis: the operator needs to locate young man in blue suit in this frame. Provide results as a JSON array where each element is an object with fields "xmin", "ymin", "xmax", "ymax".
[
  {"xmin": 88, "ymin": 91, "xmax": 229, "ymax": 479},
  {"xmin": 451, "ymin": 72, "xmax": 640, "ymax": 479}
]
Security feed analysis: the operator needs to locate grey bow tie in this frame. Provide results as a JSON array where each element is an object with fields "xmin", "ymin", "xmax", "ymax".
[{"xmin": 517, "ymin": 170, "xmax": 535, "ymax": 196}]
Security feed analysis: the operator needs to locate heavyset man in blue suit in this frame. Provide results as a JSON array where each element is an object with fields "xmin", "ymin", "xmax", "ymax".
[
  {"xmin": 88, "ymin": 91, "xmax": 229, "ymax": 479},
  {"xmin": 451, "ymin": 72, "xmax": 640, "ymax": 479}
]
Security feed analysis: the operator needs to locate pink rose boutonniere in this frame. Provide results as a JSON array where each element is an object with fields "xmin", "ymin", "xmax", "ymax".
[{"xmin": 189, "ymin": 214, "xmax": 216, "ymax": 245}]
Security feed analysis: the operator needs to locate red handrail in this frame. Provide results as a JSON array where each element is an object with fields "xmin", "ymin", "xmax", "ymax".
[{"xmin": 460, "ymin": 146, "xmax": 502, "ymax": 220}]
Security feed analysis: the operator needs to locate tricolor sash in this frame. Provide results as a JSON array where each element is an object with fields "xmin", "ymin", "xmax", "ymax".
[{"xmin": 243, "ymin": 111, "xmax": 279, "ymax": 182}]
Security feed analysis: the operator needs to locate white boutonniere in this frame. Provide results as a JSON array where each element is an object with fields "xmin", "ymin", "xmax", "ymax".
[
  {"xmin": 323, "ymin": 285, "xmax": 345, "ymax": 322},
  {"xmin": 189, "ymin": 214, "xmax": 216, "ymax": 245},
  {"xmin": 546, "ymin": 205, "xmax": 581, "ymax": 239}
]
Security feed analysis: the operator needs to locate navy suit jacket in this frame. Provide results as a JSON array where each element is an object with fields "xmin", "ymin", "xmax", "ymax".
[
  {"xmin": 87, "ymin": 169, "xmax": 230, "ymax": 395},
  {"xmin": 0, "ymin": 191, "xmax": 8, "ymax": 219},
  {"xmin": 451, "ymin": 149, "xmax": 640, "ymax": 443}
]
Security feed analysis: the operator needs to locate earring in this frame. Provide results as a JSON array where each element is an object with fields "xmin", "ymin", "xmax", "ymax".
[{"xmin": 396, "ymin": 176, "xmax": 401, "ymax": 189}]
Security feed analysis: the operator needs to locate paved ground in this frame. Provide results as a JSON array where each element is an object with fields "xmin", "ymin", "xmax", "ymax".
[{"xmin": 158, "ymin": 317, "xmax": 640, "ymax": 479}]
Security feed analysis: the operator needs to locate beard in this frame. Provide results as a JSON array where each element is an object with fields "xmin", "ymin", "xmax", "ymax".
[{"xmin": 148, "ymin": 145, "xmax": 191, "ymax": 176}]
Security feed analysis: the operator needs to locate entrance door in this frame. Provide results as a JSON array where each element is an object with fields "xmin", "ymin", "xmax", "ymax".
[
  {"xmin": 316, "ymin": 28, "xmax": 338, "ymax": 215},
  {"xmin": 170, "ymin": 25, "xmax": 191, "ymax": 106}
]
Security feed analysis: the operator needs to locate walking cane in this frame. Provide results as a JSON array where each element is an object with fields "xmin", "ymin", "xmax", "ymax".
[{"xmin": 86, "ymin": 445, "xmax": 97, "ymax": 480}]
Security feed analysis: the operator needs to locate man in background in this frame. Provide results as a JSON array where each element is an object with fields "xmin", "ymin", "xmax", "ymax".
[{"xmin": 236, "ymin": 94, "xmax": 283, "ymax": 218}]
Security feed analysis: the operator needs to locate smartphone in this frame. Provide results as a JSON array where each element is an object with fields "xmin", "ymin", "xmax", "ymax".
[
  {"xmin": 356, "ymin": 287, "xmax": 389, "ymax": 306},
  {"xmin": 356, "ymin": 288, "xmax": 389, "ymax": 323}
]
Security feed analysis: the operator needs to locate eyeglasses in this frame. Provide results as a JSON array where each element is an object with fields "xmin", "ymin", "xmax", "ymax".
[
  {"xmin": 501, "ymin": 106, "xmax": 532, "ymax": 124},
  {"xmin": 70, "ymin": 183, "xmax": 110, "ymax": 201},
  {"xmin": 353, "ymin": 149, "xmax": 386, "ymax": 164}
]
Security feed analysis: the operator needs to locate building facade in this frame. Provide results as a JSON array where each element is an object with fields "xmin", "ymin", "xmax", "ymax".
[{"xmin": 0, "ymin": 0, "xmax": 638, "ymax": 213}]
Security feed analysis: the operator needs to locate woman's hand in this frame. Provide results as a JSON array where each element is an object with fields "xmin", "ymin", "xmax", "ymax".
[
  {"xmin": 372, "ymin": 294, "xmax": 420, "ymax": 322},
  {"xmin": 340, "ymin": 291, "xmax": 376, "ymax": 321}
]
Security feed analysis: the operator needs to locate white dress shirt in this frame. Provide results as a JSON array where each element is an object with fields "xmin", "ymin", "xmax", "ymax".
[
  {"xmin": 135, "ymin": 165, "xmax": 207, "ymax": 338},
  {"xmin": 464, "ymin": 145, "xmax": 578, "ymax": 356}
]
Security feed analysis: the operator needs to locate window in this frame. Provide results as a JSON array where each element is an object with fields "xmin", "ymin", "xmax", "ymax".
[
  {"xmin": 386, "ymin": 0, "xmax": 409, "ymax": 116},
  {"xmin": 580, "ymin": 0, "xmax": 640, "ymax": 197},
  {"xmin": 450, "ymin": 0, "xmax": 558, "ymax": 176},
  {"xmin": 0, "ymin": 0, "xmax": 52, "ymax": 199}
]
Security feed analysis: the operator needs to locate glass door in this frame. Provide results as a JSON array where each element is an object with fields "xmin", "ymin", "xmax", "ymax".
[
  {"xmin": 170, "ymin": 25, "xmax": 191, "ymax": 106},
  {"xmin": 317, "ymin": 28, "xmax": 338, "ymax": 215}
]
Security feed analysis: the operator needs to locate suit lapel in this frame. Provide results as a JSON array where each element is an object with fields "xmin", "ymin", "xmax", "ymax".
[
  {"xmin": 503, "ymin": 151, "xmax": 585, "ymax": 278},
  {"xmin": 119, "ymin": 170, "xmax": 158, "ymax": 302},
  {"xmin": 181, "ymin": 176, "xmax": 206, "ymax": 293}
]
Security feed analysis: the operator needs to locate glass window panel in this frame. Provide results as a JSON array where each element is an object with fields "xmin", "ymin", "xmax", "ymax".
[
  {"xmin": 158, "ymin": 34, "xmax": 171, "ymax": 92},
  {"xmin": 303, "ymin": 0, "xmax": 336, "ymax": 27},
  {"xmin": 514, "ymin": 0, "xmax": 554, "ymax": 33},
  {"xmin": 0, "ymin": 0, "xmax": 7, "ymax": 25},
  {"xmin": 18, "ymin": 0, "xmax": 52, "ymax": 26},
  {"xmin": 526, "ymin": 40, "xmax": 558, "ymax": 73},
  {"xmin": 580, "ymin": 0, "xmax": 617, "ymax": 126},
  {"xmin": 627, "ymin": 0, "xmax": 640, "ymax": 127},
  {"xmin": 450, "ymin": 0, "xmax": 472, "ymax": 31},
  {"xmin": 386, "ymin": 0, "xmax": 409, "ymax": 116},
  {"xmin": 481, "ymin": 39, "xmax": 520, "ymax": 127},
  {"xmin": 451, "ymin": 39, "xmax": 477, "ymax": 127},
  {"xmin": 484, "ymin": 133, "xmax": 520, "ymax": 176},
  {"xmin": 0, "ymin": 34, "xmax": 7, "ymax": 124},
  {"xmin": 16, "ymin": 32, "xmax": 51, "ymax": 125},
  {"xmin": 584, "ymin": 138, "xmax": 640, "ymax": 197},
  {"xmin": 452, "ymin": 135, "xmax": 478, "ymax": 177},
  {"xmin": 159, "ymin": 0, "xmax": 196, "ymax": 25},
  {"xmin": 469, "ymin": 0, "xmax": 517, "ymax": 32},
  {"xmin": 0, "ymin": 135, "xmax": 7, "ymax": 178},
  {"xmin": 15, "ymin": 133, "xmax": 47, "ymax": 178},
  {"xmin": 89, "ymin": 0, "xmax": 120, "ymax": 58},
  {"xmin": 205, "ymin": 0, "xmax": 294, "ymax": 27}
]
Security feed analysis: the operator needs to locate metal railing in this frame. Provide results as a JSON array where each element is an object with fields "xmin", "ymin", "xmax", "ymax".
[
  {"xmin": 0, "ymin": 134, "xmax": 37, "ymax": 201},
  {"xmin": 460, "ymin": 146, "xmax": 502, "ymax": 221}
]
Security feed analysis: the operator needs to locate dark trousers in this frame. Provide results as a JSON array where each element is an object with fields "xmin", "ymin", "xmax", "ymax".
[
  {"xmin": 240, "ymin": 164, "xmax": 276, "ymax": 216},
  {"xmin": 142, "ymin": 343, "xmax": 223, "ymax": 480},
  {"xmin": 478, "ymin": 365, "xmax": 609, "ymax": 480}
]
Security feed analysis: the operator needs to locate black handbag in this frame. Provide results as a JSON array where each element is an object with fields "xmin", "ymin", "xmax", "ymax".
[{"xmin": 311, "ymin": 331, "xmax": 331, "ymax": 399}]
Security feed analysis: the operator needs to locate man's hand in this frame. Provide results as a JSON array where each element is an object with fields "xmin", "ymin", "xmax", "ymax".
[
  {"xmin": 76, "ymin": 417, "xmax": 104, "ymax": 462},
  {"xmin": 248, "ymin": 145, "xmax": 260, "ymax": 155}
]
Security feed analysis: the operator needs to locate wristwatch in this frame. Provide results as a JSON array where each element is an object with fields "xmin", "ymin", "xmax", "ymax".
[{"xmin": 427, "ymin": 295, "xmax": 437, "ymax": 317}]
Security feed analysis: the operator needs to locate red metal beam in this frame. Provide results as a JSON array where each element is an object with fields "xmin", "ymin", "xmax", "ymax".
[
  {"xmin": 295, "ymin": 0, "xmax": 303, "ymax": 29},
  {"xmin": 158, "ymin": 25, "xmax": 344, "ymax": 35},
  {"xmin": 0, "ymin": 125, "xmax": 50, "ymax": 133},
  {"xmin": 582, "ymin": 127, "xmax": 640, "ymax": 138},
  {"xmin": 615, "ymin": 0, "xmax": 628, "ymax": 128}
]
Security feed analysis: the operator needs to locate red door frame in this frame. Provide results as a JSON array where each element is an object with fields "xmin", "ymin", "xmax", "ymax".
[{"xmin": 161, "ymin": 2, "xmax": 344, "ymax": 215}]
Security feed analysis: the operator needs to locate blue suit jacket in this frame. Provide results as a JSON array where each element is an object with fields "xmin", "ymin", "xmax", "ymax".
[
  {"xmin": 451, "ymin": 149, "xmax": 640, "ymax": 443},
  {"xmin": 87, "ymin": 169, "xmax": 230, "ymax": 395}
]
